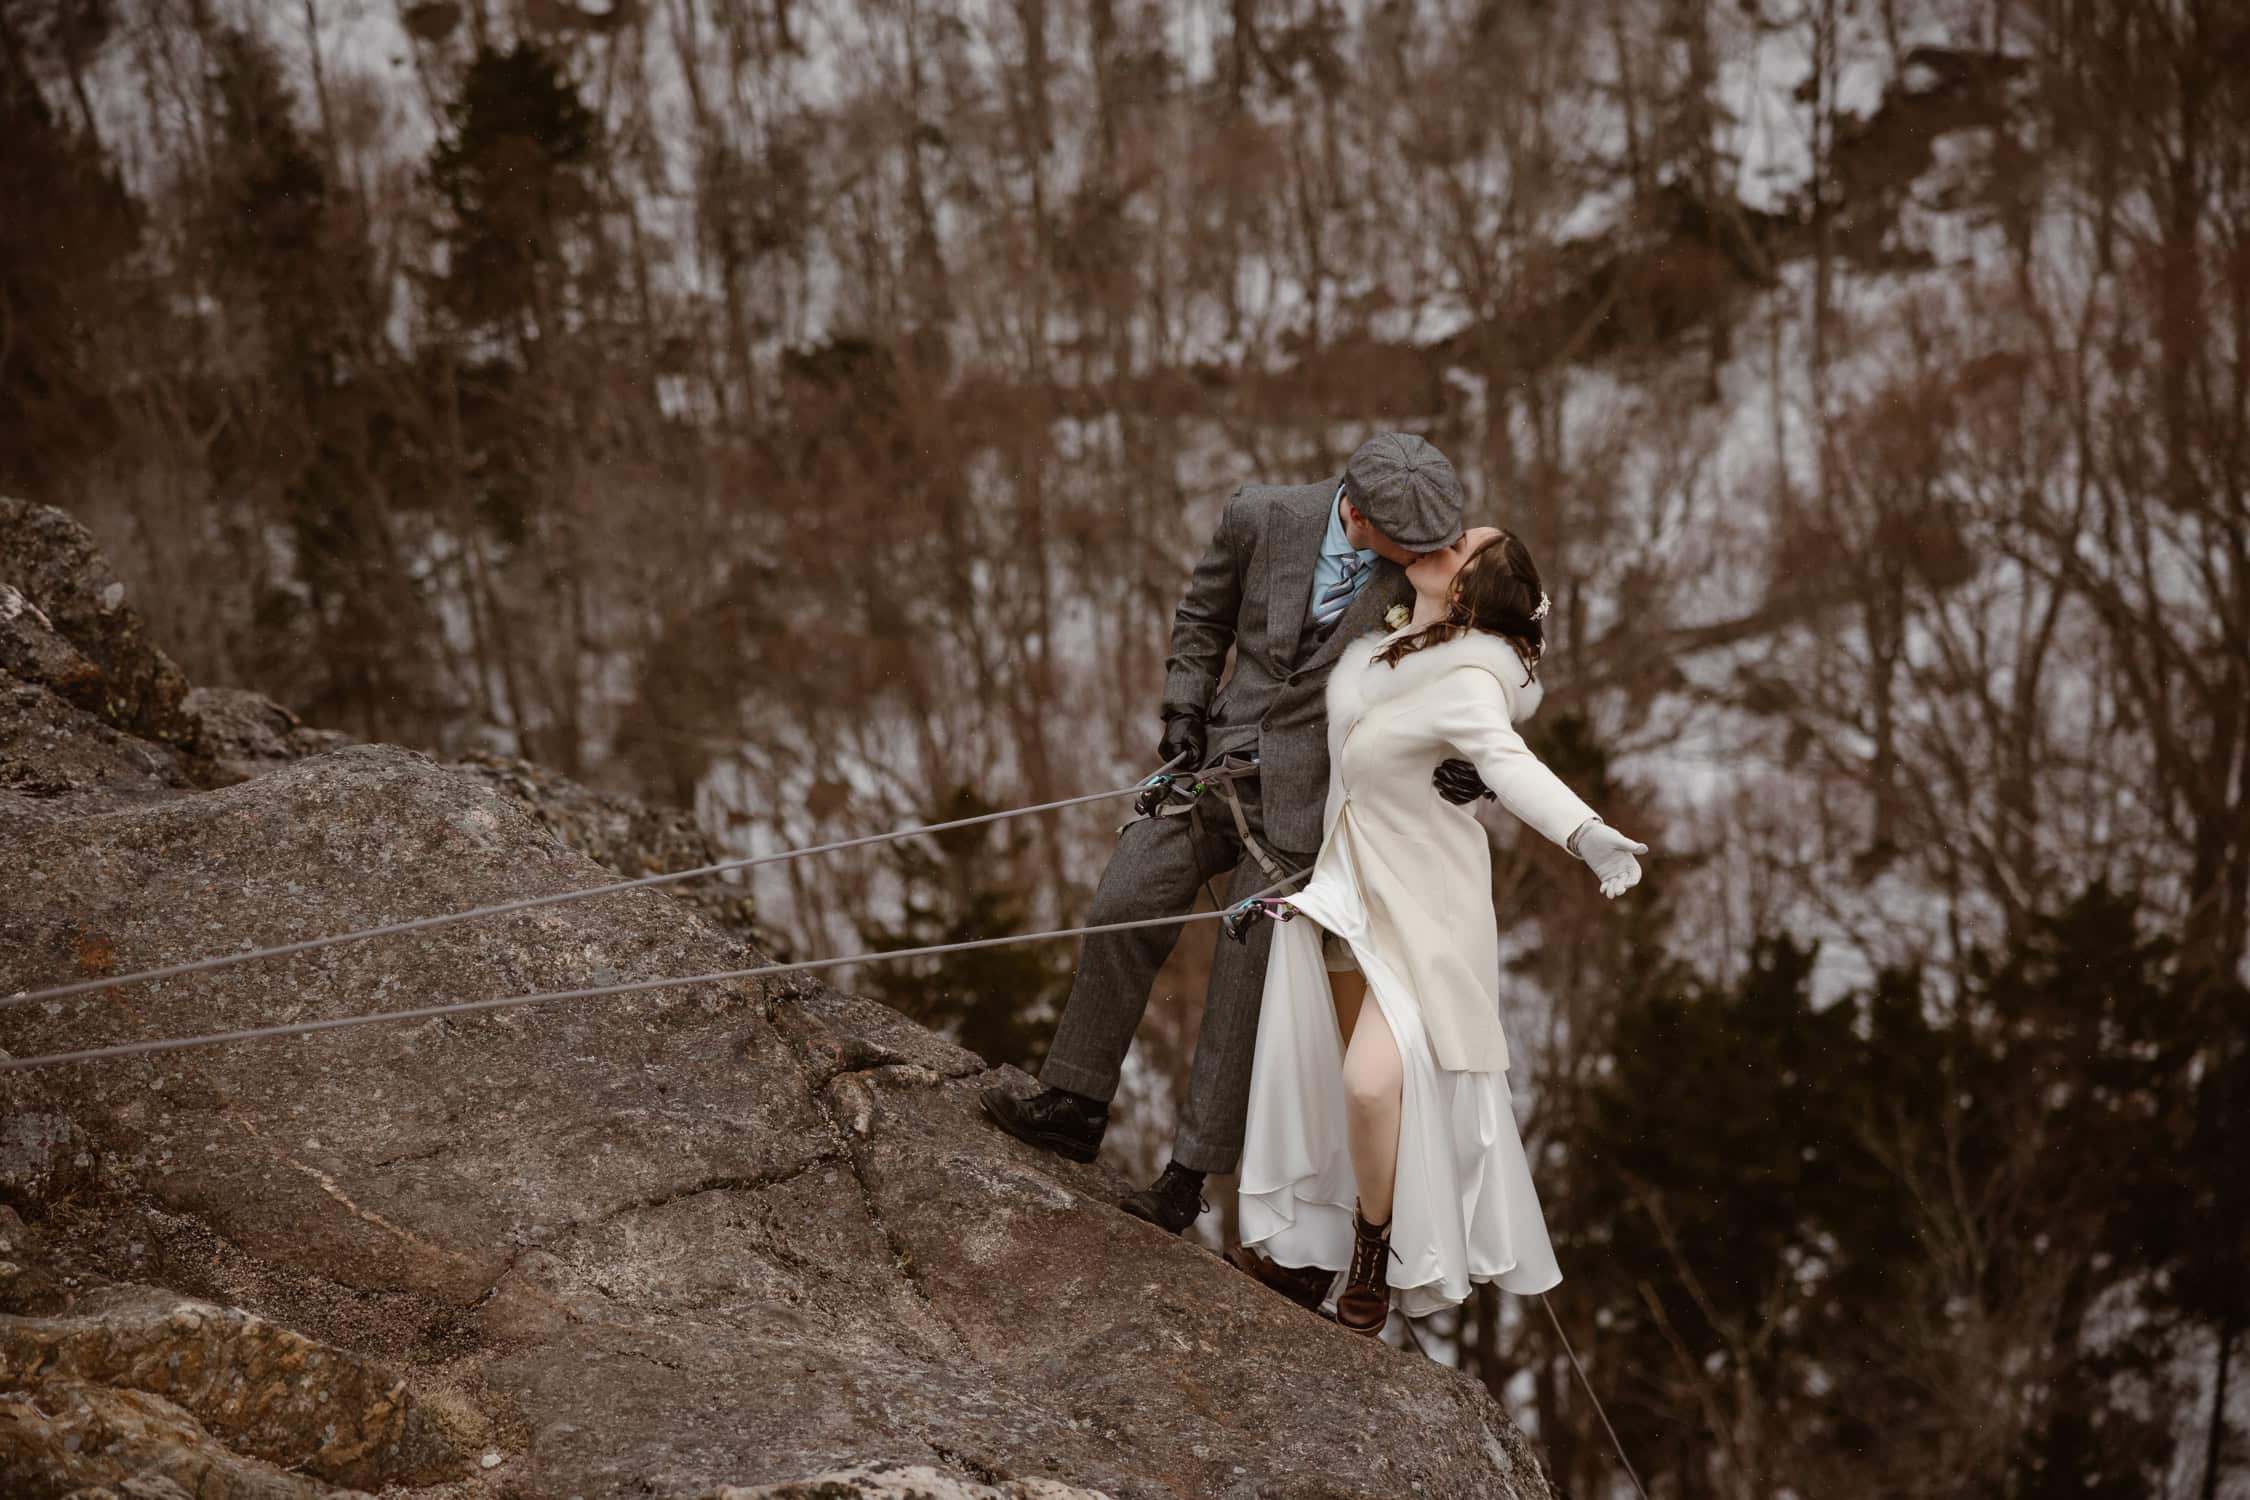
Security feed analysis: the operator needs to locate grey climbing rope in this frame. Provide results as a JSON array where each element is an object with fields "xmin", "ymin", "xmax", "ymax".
[
  {"xmin": 1539, "ymin": 1291, "xmax": 1652, "ymax": 1500},
  {"xmin": 3, "ymin": 765, "xmax": 1248, "ymax": 1011},
  {"xmin": 0, "ymin": 870, "xmax": 1302, "ymax": 1072}
]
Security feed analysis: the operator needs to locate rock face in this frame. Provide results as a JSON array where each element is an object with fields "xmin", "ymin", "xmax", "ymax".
[
  {"xmin": 705, "ymin": 1464, "xmax": 1108, "ymax": 1499},
  {"xmin": 182, "ymin": 685, "xmax": 356, "ymax": 785},
  {"xmin": 444, "ymin": 750, "xmax": 781, "ymax": 950},
  {"xmin": 0, "ymin": 500, "xmax": 193, "ymax": 747},
  {"xmin": 3, "ymin": 1288, "xmax": 460, "ymax": 1494},
  {"xmin": 0, "ymin": 499, "xmax": 1557, "ymax": 1500}
]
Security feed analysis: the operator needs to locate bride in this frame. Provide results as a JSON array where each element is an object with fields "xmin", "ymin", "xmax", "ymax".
[{"xmin": 1223, "ymin": 526, "xmax": 1646, "ymax": 1335}]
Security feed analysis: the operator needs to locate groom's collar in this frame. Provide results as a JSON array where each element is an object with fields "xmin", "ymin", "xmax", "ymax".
[{"xmin": 1321, "ymin": 483, "xmax": 1371, "ymax": 561}]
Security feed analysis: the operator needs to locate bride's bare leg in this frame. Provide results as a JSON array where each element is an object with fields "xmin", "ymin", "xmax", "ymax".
[
  {"xmin": 1329, "ymin": 967, "xmax": 1366, "ymax": 1050},
  {"xmin": 1340, "ymin": 997, "xmax": 1403, "ymax": 1226}
]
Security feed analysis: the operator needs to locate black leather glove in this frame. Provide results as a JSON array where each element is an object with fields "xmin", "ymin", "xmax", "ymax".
[
  {"xmin": 1157, "ymin": 703, "xmax": 1207, "ymax": 771},
  {"xmin": 1434, "ymin": 757, "xmax": 1494, "ymax": 805}
]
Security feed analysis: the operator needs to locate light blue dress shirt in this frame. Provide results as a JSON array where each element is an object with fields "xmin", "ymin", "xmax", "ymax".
[{"xmin": 1311, "ymin": 483, "xmax": 1377, "ymax": 616}]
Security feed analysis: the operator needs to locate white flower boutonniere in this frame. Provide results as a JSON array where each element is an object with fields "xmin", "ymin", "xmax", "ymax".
[{"xmin": 1384, "ymin": 604, "xmax": 1412, "ymax": 632}]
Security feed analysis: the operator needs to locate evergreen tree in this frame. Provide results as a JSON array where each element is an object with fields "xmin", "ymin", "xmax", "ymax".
[
  {"xmin": 1562, "ymin": 887, "xmax": 2233, "ymax": 1496},
  {"xmin": 201, "ymin": 25, "xmax": 435, "ymax": 741},
  {"xmin": 429, "ymin": 41, "xmax": 597, "ymax": 350},
  {"xmin": 0, "ymin": 17, "xmax": 136, "ymax": 494},
  {"xmin": 857, "ymin": 785, "xmax": 1069, "ymax": 1071},
  {"xmin": 2106, "ymin": 925, "xmax": 2250, "ymax": 1500}
]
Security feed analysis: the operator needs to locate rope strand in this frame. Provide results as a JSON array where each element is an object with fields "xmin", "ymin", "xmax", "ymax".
[
  {"xmin": 4, "ymin": 768, "xmax": 1247, "ymax": 1011},
  {"xmin": 1539, "ymin": 1292, "xmax": 1651, "ymax": 1500},
  {"xmin": 0, "ymin": 871, "xmax": 1301, "ymax": 1072}
]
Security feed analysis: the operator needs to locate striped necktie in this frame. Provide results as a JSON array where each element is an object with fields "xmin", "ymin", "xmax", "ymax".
[{"xmin": 1313, "ymin": 552, "xmax": 1368, "ymax": 629}]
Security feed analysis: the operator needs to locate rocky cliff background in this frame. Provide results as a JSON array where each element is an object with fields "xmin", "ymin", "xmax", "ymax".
[{"xmin": 2, "ymin": 496, "xmax": 1557, "ymax": 1498}]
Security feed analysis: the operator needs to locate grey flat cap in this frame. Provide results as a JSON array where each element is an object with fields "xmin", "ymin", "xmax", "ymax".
[{"xmin": 1340, "ymin": 432, "xmax": 1464, "ymax": 551}]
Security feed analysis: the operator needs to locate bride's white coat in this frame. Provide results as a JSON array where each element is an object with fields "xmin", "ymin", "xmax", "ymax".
[{"xmin": 1238, "ymin": 627, "xmax": 1589, "ymax": 1315}]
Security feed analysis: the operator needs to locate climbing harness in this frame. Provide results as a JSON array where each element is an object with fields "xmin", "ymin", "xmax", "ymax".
[
  {"xmin": 1128, "ymin": 752, "xmax": 1288, "ymax": 883},
  {"xmin": 1129, "ymin": 750, "xmax": 1196, "ymax": 819},
  {"xmin": 1124, "ymin": 755, "xmax": 1254, "ymax": 823},
  {"xmin": 1209, "ymin": 773, "xmax": 1290, "ymax": 883}
]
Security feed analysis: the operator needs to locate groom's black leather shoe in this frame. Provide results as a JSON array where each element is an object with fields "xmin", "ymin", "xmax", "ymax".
[
  {"xmin": 1120, "ymin": 1160, "xmax": 1209, "ymax": 1235},
  {"xmin": 979, "ymin": 1084, "xmax": 1108, "ymax": 1164}
]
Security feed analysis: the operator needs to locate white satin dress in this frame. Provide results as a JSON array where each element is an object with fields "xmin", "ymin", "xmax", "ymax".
[{"xmin": 1238, "ymin": 628, "xmax": 1593, "ymax": 1319}]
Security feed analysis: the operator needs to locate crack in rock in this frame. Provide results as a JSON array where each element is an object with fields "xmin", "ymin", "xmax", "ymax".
[
  {"xmin": 770, "ymin": 1010, "xmax": 971, "ymax": 1360},
  {"xmin": 587, "ymin": 1152, "xmax": 842, "ymax": 1229}
]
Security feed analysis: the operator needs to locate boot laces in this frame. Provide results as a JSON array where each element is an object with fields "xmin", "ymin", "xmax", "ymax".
[
  {"xmin": 1349, "ymin": 1219, "xmax": 1396, "ymax": 1287},
  {"xmin": 1035, "ymin": 1090, "xmax": 1103, "ymax": 1127},
  {"xmin": 1155, "ymin": 1164, "xmax": 1209, "ymax": 1216}
]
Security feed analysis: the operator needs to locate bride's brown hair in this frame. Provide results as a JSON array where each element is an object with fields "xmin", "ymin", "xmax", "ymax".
[{"xmin": 1374, "ymin": 530, "xmax": 1545, "ymax": 682}]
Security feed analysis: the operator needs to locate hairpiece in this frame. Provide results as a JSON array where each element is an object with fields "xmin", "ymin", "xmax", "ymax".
[{"xmin": 1531, "ymin": 592, "xmax": 1551, "ymax": 623}]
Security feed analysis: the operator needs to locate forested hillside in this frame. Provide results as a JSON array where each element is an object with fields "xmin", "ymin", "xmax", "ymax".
[{"xmin": 3, "ymin": 1, "xmax": 2245, "ymax": 1495}]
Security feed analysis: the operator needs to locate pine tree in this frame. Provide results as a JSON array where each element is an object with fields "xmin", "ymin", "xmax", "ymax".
[
  {"xmin": 0, "ymin": 19, "xmax": 137, "ymax": 494},
  {"xmin": 857, "ymin": 785, "xmax": 1069, "ymax": 1071},
  {"xmin": 429, "ymin": 41, "xmax": 597, "ymax": 350},
  {"xmin": 201, "ymin": 25, "xmax": 434, "ymax": 742}
]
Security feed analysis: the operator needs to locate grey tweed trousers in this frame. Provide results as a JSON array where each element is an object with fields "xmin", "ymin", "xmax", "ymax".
[{"xmin": 1038, "ymin": 770, "xmax": 1310, "ymax": 1175}]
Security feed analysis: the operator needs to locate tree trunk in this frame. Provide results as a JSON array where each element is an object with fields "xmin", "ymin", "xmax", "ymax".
[{"xmin": 2203, "ymin": 1316, "xmax": 2236, "ymax": 1500}]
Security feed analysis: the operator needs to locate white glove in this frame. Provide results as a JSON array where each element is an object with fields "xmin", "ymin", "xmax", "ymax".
[{"xmin": 1570, "ymin": 818, "xmax": 1648, "ymax": 899}]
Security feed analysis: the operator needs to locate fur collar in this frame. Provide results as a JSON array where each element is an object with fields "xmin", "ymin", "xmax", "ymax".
[{"xmin": 1326, "ymin": 627, "xmax": 1545, "ymax": 728}]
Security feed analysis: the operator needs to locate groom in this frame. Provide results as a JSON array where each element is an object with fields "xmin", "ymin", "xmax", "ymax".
[{"xmin": 981, "ymin": 433, "xmax": 1469, "ymax": 1234}]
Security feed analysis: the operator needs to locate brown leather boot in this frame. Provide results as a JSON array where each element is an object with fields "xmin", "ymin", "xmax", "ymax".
[{"xmin": 1333, "ymin": 1206, "xmax": 1394, "ymax": 1337}]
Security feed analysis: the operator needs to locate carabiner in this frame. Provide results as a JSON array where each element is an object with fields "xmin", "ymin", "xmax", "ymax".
[{"xmin": 1221, "ymin": 896, "xmax": 1294, "ymax": 944}]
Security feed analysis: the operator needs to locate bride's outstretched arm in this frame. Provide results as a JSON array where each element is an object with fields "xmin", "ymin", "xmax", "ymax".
[
  {"xmin": 1432, "ymin": 669, "xmax": 1648, "ymax": 897},
  {"xmin": 1428, "ymin": 671, "xmax": 1601, "ymax": 848}
]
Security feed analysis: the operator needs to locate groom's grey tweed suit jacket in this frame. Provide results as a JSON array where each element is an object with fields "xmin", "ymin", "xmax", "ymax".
[{"xmin": 1163, "ymin": 478, "xmax": 1416, "ymax": 855}]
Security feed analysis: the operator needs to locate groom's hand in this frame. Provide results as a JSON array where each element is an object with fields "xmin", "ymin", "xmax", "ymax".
[
  {"xmin": 1157, "ymin": 703, "xmax": 1207, "ymax": 770},
  {"xmin": 1434, "ymin": 758, "xmax": 1494, "ymax": 805}
]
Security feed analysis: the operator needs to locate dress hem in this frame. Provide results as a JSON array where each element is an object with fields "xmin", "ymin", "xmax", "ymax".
[{"xmin": 1239, "ymin": 1198, "xmax": 1564, "ymax": 1316}]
